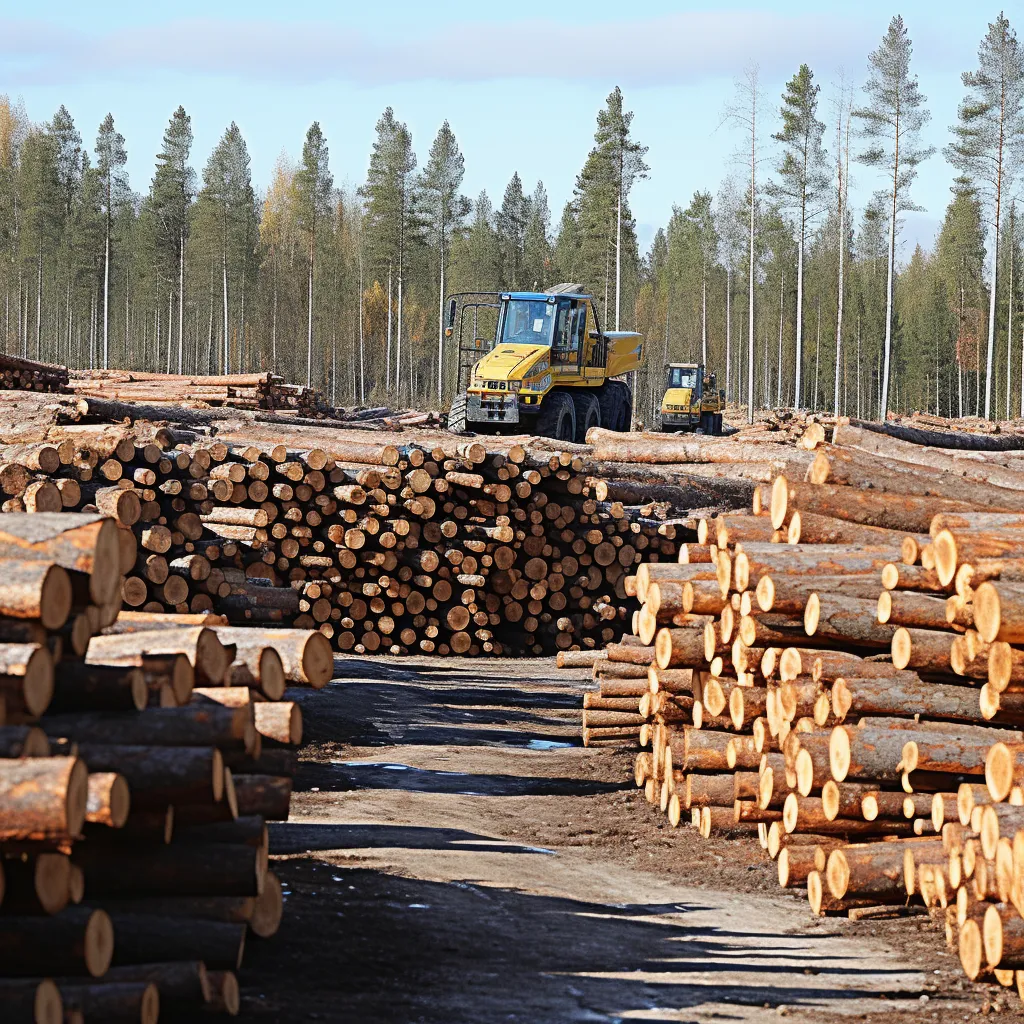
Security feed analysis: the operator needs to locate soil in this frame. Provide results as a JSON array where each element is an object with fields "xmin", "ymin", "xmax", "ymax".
[{"xmin": 241, "ymin": 656, "xmax": 1011, "ymax": 1022}]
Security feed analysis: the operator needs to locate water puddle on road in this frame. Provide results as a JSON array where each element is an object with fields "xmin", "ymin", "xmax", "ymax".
[{"xmin": 526, "ymin": 739, "xmax": 573, "ymax": 750}]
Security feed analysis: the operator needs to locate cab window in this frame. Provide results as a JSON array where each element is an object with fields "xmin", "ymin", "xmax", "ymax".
[{"xmin": 668, "ymin": 367, "xmax": 698, "ymax": 389}]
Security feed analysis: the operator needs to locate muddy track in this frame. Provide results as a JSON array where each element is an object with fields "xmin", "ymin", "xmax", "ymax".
[{"xmin": 240, "ymin": 657, "xmax": 999, "ymax": 1022}]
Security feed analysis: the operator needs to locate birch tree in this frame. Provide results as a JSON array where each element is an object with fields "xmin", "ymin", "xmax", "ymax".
[
  {"xmin": 946, "ymin": 13, "xmax": 1024, "ymax": 419},
  {"xmin": 831, "ymin": 75, "xmax": 853, "ymax": 413},
  {"xmin": 770, "ymin": 64, "xmax": 829, "ymax": 409},
  {"xmin": 418, "ymin": 121, "xmax": 468, "ymax": 402},
  {"xmin": 294, "ymin": 122, "xmax": 333, "ymax": 387},
  {"xmin": 855, "ymin": 16, "xmax": 934, "ymax": 420}
]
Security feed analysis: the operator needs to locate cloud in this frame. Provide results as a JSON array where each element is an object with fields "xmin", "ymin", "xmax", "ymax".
[{"xmin": 0, "ymin": 13, "xmax": 901, "ymax": 88}]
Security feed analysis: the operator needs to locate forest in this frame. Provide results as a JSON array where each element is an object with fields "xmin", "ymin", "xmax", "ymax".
[{"xmin": 0, "ymin": 14, "xmax": 1022, "ymax": 425}]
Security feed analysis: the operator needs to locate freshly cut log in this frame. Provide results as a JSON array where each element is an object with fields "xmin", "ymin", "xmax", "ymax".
[
  {"xmin": 0, "ymin": 514, "xmax": 121, "ymax": 604},
  {"xmin": 876, "ymin": 590, "xmax": 954, "ymax": 630},
  {"xmin": 0, "ymin": 907, "xmax": 113, "ymax": 977},
  {"xmin": 0, "ymin": 724, "xmax": 49, "ymax": 757},
  {"xmin": 88, "ymin": 627, "xmax": 231, "ymax": 686},
  {"xmin": 974, "ymin": 581, "xmax": 1024, "ymax": 644},
  {"xmin": 654, "ymin": 626, "xmax": 705, "ymax": 669},
  {"xmin": 0, "ymin": 756, "xmax": 87, "ymax": 840},
  {"xmin": 756, "ymin": 574, "xmax": 881, "ymax": 614},
  {"xmin": 803, "ymin": 594, "xmax": 896, "ymax": 648},
  {"xmin": 85, "ymin": 771, "xmax": 130, "ymax": 828},
  {"xmin": 789, "ymin": 510, "xmax": 925, "ymax": 551},
  {"xmin": 1, "ymin": 852, "xmax": 70, "ymax": 914},
  {"xmin": 826, "ymin": 841, "xmax": 933, "ymax": 901},
  {"xmin": 983, "ymin": 902, "xmax": 1024, "ymax": 970},
  {"xmin": 211, "ymin": 627, "xmax": 332, "ymax": 688},
  {"xmin": 807, "ymin": 869, "xmax": 878, "ymax": 916},
  {"xmin": 831, "ymin": 675, "xmax": 990, "ymax": 725},
  {"xmin": 770, "ymin": 477, "xmax": 978, "ymax": 533},
  {"xmin": 891, "ymin": 627, "xmax": 954, "ymax": 673},
  {"xmin": 0, "ymin": 642, "xmax": 53, "ymax": 718}
]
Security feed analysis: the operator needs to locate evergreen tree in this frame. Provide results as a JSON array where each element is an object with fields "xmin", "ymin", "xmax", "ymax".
[
  {"xmin": 294, "ymin": 122, "xmax": 333, "ymax": 386},
  {"xmin": 946, "ymin": 13, "xmax": 1024, "ymax": 418},
  {"xmin": 770, "ymin": 64, "xmax": 829, "ymax": 407},
  {"xmin": 195, "ymin": 122, "xmax": 256, "ymax": 374},
  {"xmin": 522, "ymin": 181, "xmax": 552, "ymax": 290},
  {"xmin": 451, "ymin": 192, "xmax": 501, "ymax": 294},
  {"xmin": 360, "ymin": 108, "xmax": 417, "ymax": 393},
  {"xmin": 855, "ymin": 15, "xmax": 934, "ymax": 419},
  {"xmin": 149, "ymin": 107, "xmax": 195, "ymax": 372},
  {"xmin": 497, "ymin": 172, "xmax": 527, "ymax": 289},
  {"xmin": 95, "ymin": 114, "xmax": 128, "ymax": 368},
  {"xmin": 572, "ymin": 88, "xmax": 648, "ymax": 328},
  {"xmin": 418, "ymin": 121, "xmax": 469, "ymax": 400}
]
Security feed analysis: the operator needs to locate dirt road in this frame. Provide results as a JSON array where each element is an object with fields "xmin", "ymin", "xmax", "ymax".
[{"xmin": 243, "ymin": 657, "xmax": 994, "ymax": 1022}]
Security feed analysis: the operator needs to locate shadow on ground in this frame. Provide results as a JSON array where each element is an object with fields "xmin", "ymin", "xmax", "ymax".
[{"xmin": 242, "ymin": 858, "xmax": 927, "ymax": 1024}]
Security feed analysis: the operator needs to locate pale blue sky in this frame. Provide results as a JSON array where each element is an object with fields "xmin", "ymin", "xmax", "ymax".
[{"xmin": 0, "ymin": 1, "xmax": 1005, "ymax": 256}]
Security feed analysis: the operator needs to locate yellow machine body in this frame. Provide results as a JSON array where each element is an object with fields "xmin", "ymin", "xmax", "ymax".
[{"xmin": 659, "ymin": 363, "xmax": 724, "ymax": 434}]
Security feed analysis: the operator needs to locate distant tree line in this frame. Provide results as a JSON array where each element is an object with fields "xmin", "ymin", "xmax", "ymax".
[{"xmin": 0, "ymin": 13, "xmax": 1022, "ymax": 422}]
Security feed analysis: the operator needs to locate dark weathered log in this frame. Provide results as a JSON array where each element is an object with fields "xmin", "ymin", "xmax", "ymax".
[
  {"xmin": 56, "ymin": 981, "xmax": 159, "ymax": 1024},
  {"xmin": 106, "ymin": 912, "xmax": 246, "ymax": 970},
  {"xmin": 0, "ymin": 907, "xmax": 113, "ymax": 977}
]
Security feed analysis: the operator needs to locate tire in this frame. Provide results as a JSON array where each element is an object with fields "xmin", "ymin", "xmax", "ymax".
[
  {"xmin": 570, "ymin": 391, "xmax": 601, "ymax": 443},
  {"xmin": 447, "ymin": 392, "xmax": 469, "ymax": 434},
  {"xmin": 536, "ymin": 391, "xmax": 576, "ymax": 442},
  {"xmin": 598, "ymin": 380, "xmax": 631, "ymax": 432}
]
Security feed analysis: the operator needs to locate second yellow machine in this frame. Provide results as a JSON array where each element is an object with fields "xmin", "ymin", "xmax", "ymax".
[
  {"xmin": 657, "ymin": 362, "xmax": 724, "ymax": 434},
  {"xmin": 445, "ymin": 285, "xmax": 643, "ymax": 442}
]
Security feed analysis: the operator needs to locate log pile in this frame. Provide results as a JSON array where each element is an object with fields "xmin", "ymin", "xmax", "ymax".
[
  {"xmin": 66, "ymin": 370, "xmax": 323, "ymax": 416},
  {"xmin": 0, "ymin": 425, "xmax": 712, "ymax": 657},
  {"xmin": 0, "ymin": 513, "xmax": 305, "ymax": 1019},
  {"xmin": 571, "ymin": 419, "xmax": 1024, "ymax": 1006},
  {"xmin": 0, "ymin": 353, "xmax": 69, "ymax": 393}
]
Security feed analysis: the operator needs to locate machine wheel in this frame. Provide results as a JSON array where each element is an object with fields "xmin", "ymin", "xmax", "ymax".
[
  {"xmin": 571, "ymin": 392, "xmax": 601, "ymax": 443},
  {"xmin": 447, "ymin": 392, "xmax": 469, "ymax": 434},
  {"xmin": 536, "ymin": 391, "xmax": 577, "ymax": 442},
  {"xmin": 598, "ymin": 380, "xmax": 631, "ymax": 432}
]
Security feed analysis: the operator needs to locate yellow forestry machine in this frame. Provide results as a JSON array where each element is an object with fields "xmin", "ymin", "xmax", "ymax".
[
  {"xmin": 444, "ymin": 285, "xmax": 643, "ymax": 442},
  {"xmin": 657, "ymin": 362, "xmax": 725, "ymax": 434}
]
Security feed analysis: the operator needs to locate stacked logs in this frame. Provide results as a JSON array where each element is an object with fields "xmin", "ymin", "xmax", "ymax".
[
  {"xmin": 65, "ymin": 370, "xmax": 324, "ymax": 415},
  {"xmin": 0, "ymin": 353, "xmax": 69, "ymax": 393},
  {"xmin": 0, "ymin": 426, "xmax": 696, "ymax": 657},
  {"xmin": 0, "ymin": 513, "xmax": 312, "ymax": 1020},
  {"xmin": 571, "ymin": 420, "xmax": 1024, "ymax": 1006}
]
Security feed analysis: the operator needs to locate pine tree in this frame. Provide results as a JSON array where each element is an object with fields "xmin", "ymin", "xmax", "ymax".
[
  {"xmin": 360, "ymin": 108, "xmax": 417, "ymax": 394},
  {"xmin": 149, "ymin": 107, "xmax": 195, "ymax": 373},
  {"xmin": 94, "ymin": 114, "xmax": 127, "ymax": 369},
  {"xmin": 522, "ymin": 181, "xmax": 552, "ymax": 290},
  {"xmin": 451, "ymin": 192, "xmax": 501, "ymax": 294},
  {"xmin": 294, "ymin": 122, "xmax": 333, "ymax": 387},
  {"xmin": 572, "ymin": 88, "xmax": 648, "ymax": 328},
  {"xmin": 195, "ymin": 123, "xmax": 256, "ymax": 374},
  {"xmin": 946, "ymin": 13, "xmax": 1024, "ymax": 419},
  {"xmin": 258, "ymin": 156, "xmax": 297, "ymax": 373},
  {"xmin": 770, "ymin": 64, "xmax": 829, "ymax": 408},
  {"xmin": 418, "ymin": 121, "xmax": 469, "ymax": 401},
  {"xmin": 855, "ymin": 15, "xmax": 934, "ymax": 419},
  {"xmin": 496, "ymin": 172, "xmax": 526, "ymax": 289}
]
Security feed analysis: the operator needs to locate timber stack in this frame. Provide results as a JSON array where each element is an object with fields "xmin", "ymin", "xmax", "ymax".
[
  {"xmin": 570, "ymin": 418, "xmax": 1024, "ymax": 1006},
  {"xmin": 0, "ymin": 354, "xmax": 69, "ymax": 393},
  {"xmin": 0, "ymin": 423, "xmax": 718, "ymax": 656},
  {"xmin": 0, "ymin": 512, "xmax": 310, "ymax": 1021},
  {"xmin": 66, "ymin": 370, "xmax": 323, "ymax": 416}
]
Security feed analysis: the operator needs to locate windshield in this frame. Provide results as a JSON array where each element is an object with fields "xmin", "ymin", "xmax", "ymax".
[
  {"xmin": 498, "ymin": 298, "xmax": 559, "ymax": 346},
  {"xmin": 667, "ymin": 366, "xmax": 698, "ymax": 389}
]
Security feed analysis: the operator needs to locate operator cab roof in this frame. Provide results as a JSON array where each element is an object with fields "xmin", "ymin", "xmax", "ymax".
[{"xmin": 503, "ymin": 291, "xmax": 591, "ymax": 302}]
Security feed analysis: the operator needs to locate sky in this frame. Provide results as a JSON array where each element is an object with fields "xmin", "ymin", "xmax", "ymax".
[{"xmin": 0, "ymin": 1, "xmax": 1003, "ymax": 260}]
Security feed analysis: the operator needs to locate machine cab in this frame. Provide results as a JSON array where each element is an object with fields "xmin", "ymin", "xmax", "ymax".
[
  {"xmin": 495, "ymin": 293, "xmax": 594, "ymax": 370},
  {"xmin": 665, "ymin": 363, "xmax": 702, "ymax": 402}
]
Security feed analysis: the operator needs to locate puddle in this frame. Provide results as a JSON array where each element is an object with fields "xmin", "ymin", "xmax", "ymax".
[
  {"xmin": 526, "ymin": 739, "xmax": 573, "ymax": 750},
  {"xmin": 338, "ymin": 761, "xmax": 471, "ymax": 777}
]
